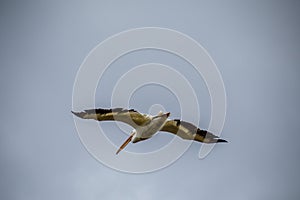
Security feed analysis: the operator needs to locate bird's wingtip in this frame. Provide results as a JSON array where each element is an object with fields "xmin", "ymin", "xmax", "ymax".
[
  {"xmin": 217, "ymin": 139, "xmax": 228, "ymax": 143},
  {"xmin": 71, "ymin": 110, "xmax": 85, "ymax": 118}
]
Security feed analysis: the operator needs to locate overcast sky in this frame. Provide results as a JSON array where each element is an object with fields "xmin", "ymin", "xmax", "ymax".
[{"xmin": 1, "ymin": 0, "xmax": 300, "ymax": 199}]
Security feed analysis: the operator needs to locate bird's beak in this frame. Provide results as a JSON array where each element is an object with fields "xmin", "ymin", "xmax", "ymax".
[{"xmin": 116, "ymin": 132, "xmax": 135, "ymax": 155}]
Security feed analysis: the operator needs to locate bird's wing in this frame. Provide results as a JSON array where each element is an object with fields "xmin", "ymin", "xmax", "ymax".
[
  {"xmin": 160, "ymin": 119, "xmax": 227, "ymax": 143},
  {"xmin": 71, "ymin": 108, "xmax": 151, "ymax": 129}
]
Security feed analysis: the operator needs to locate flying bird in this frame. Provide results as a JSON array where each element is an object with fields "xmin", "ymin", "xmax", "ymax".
[{"xmin": 72, "ymin": 108, "xmax": 227, "ymax": 154}]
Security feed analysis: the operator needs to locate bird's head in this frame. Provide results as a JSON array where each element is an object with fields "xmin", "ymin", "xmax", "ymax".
[{"xmin": 157, "ymin": 110, "xmax": 164, "ymax": 116}]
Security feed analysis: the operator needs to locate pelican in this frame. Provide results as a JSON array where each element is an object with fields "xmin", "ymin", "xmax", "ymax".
[{"xmin": 72, "ymin": 108, "xmax": 227, "ymax": 154}]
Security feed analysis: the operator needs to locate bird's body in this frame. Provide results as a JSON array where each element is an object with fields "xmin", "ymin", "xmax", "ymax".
[
  {"xmin": 132, "ymin": 111, "xmax": 170, "ymax": 143},
  {"xmin": 72, "ymin": 108, "xmax": 227, "ymax": 154}
]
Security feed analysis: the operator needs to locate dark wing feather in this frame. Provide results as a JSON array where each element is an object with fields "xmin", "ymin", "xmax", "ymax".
[
  {"xmin": 160, "ymin": 119, "xmax": 227, "ymax": 143},
  {"xmin": 72, "ymin": 108, "xmax": 151, "ymax": 129}
]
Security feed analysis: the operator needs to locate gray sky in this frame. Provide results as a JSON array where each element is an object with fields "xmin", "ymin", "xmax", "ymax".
[{"xmin": 1, "ymin": 0, "xmax": 300, "ymax": 199}]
